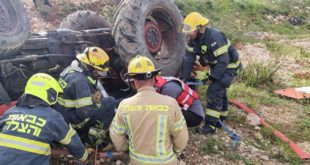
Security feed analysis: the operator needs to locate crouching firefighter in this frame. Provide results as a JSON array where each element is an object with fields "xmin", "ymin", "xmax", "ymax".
[
  {"xmin": 110, "ymin": 55, "xmax": 188, "ymax": 164},
  {"xmin": 126, "ymin": 75, "xmax": 205, "ymax": 127},
  {"xmin": 54, "ymin": 47, "xmax": 118, "ymax": 147},
  {"xmin": 0, "ymin": 73, "xmax": 89, "ymax": 165},
  {"xmin": 155, "ymin": 76, "xmax": 205, "ymax": 127},
  {"xmin": 182, "ymin": 12, "xmax": 242, "ymax": 134}
]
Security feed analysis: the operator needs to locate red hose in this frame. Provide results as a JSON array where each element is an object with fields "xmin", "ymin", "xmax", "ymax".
[{"xmin": 230, "ymin": 99, "xmax": 310, "ymax": 160}]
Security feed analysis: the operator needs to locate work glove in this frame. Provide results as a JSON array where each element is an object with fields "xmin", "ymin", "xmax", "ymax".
[
  {"xmin": 205, "ymin": 75, "xmax": 217, "ymax": 85},
  {"xmin": 79, "ymin": 148, "xmax": 95, "ymax": 165},
  {"xmin": 87, "ymin": 148, "xmax": 95, "ymax": 154},
  {"xmin": 195, "ymin": 70, "xmax": 208, "ymax": 81},
  {"xmin": 92, "ymin": 90, "xmax": 101, "ymax": 104},
  {"xmin": 195, "ymin": 70, "xmax": 214, "ymax": 85},
  {"xmin": 205, "ymin": 79, "xmax": 213, "ymax": 85},
  {"xmin": 175, "ymin": 150, "xmax": 183, "ymax": 158}
]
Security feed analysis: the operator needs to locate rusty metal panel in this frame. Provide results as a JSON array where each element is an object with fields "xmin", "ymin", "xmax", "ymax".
[{"xmin": 274, "ymin": 87, "xmax": 310, "ymax": 99}]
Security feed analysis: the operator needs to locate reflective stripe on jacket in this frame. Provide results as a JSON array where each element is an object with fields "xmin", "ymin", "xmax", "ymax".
[
  {"xmin": 195, "ymin": 27, "xmax": 241, "ymax": 81},
  {"xmin": 110, "ymin": 86, "xmax": 188, "ymax": 165},
  {"xmin": 54, "ymin": 61, "xmax": 98, "ymax": 124},
  {"xmin": 0, "ymin": 105, "xmax": 87, "ymax": 165},
  {"xmin": 155, "ymin": 76, "xmax": 198, "ymax": 110}
]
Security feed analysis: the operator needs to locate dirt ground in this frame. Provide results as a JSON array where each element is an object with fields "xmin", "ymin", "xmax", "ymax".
[
  {"xmin": 23, "ymin": 1, "xmax": 310, "ymax": 164},
  {"xmin": 24, "ymin": 0, "xmax": 119, "ymax": 31}
]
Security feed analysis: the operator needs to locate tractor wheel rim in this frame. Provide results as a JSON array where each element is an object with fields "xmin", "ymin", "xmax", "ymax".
[{"xmin": 144, "ymin": 21, "xmax": 162, "ymax": 54}]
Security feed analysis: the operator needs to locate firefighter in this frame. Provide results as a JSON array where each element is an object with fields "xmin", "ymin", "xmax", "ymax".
[
  {"xmin": 127, "ymin": 75, "xmax": 204, "ymax": 127},
  {"xmin": 110, "ymin": 55, "xmax": 188, "ymax": 164},
  {"xmin": 154, "ymin": 76, "xmax": 204, "ymax": 127},
  {"xmin": 182, "ymin": 12, "xmax": 242, "ymax": 134},
  {"xmin": 54, "ymin": 47, "xmax": 118, "ymax": 143},
  {"xmin": 0, "ymin": 73, "xmax": 89, "ymax": 164}
]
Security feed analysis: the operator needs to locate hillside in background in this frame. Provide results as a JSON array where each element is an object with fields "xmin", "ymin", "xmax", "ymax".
[{"xmin": 24, "ymin": 0, "xmax": 310, "ymax": 164}]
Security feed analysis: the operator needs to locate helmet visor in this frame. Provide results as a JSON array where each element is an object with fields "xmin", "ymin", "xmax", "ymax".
[
  {"xmin": 182, "ymin": 24, "xmax": 195, "ymax": 33},
  {"xmin": 93, "ymin": 61, "xmax": 110, "ymax": 71},
  {"xmin": 93, "ymin": 69, "xmax": 108, "ymax": 78}
]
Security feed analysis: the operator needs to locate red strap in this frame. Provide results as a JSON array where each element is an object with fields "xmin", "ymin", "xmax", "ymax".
[
  {"xmin": 156, "ymin": 76, "xmax": 199, "ymax": 110},
  {"xmin": 0, "ymin": 101, "xmax": 17, "ymax": 116},
  {"xmin": 154, "ymin": 76, "xmax": 168, "ymax": 92}
]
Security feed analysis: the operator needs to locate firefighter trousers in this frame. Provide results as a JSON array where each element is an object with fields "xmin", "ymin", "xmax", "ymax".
[{"xmin": 205, "ymin": 70, "xmax": 236, "ymax": 123}]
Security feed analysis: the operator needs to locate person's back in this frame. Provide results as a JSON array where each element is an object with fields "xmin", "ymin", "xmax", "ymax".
[
  {"xmin": 155, "ymin": 76, "xmax": 205, "ymax": 127},
  {"xmin": 0, "ymin": 101, "xmax": 87, "ymax": 164},
  {"xmin": 110, "ymin": 55, "xmax": 188, "ymax": 165},
  {"xmin": 0, "ymin": 73, "xmax": 88, "ymax": 165}
]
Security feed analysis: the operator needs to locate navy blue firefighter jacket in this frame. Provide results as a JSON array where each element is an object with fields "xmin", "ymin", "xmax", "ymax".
[
  {"xmin": 187, "ymin": 27, "xmax": 241, "ymax": 82},
  {"xmin": 0, "ymin": 95, "xmax": 88, "ymax": 165}
]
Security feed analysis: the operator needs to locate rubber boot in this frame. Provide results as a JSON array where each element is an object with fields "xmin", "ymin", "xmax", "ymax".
[
  {"xmin": 214, "ymin": 115, "xmax": 227, "ymax": 128},
  {"xmin": 198, "ymin": 122, "xmax": 216, "ymax": 134}
]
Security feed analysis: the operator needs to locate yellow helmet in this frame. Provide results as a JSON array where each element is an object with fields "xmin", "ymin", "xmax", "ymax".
[
  {"xmin": 76, "ymin": 47, "xmax": 110, "ymax": 71},
  {"xmin": 182, "ymin": 12, "xmax": 209, "ymax": 33},
  {"xmin": 24, "ymin": 73, "xmax": 63, "ymax": 105},
  {"xmin": 126, "ymin": 55, "xmax": 161, "ymax": 79}
]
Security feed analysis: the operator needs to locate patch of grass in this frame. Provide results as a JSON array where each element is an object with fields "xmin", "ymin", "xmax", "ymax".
[
  {"xmin": 197, "ymin": 85, "xmax": 207, "ymax": 108},
  {"xmin": 37, "ymin": 6, "xmax": 49, "ymax": 18},
  {"xmin": 287, "ymin": 33, "xmax": 310, "ymax": 40},
  {"xmin": 199, "ymin": 137, "xmax": 226, "ymax": 155},
  {"xmin": 260, "ymin": 127, "xmax": 275, "ymax": 141},
  {"xmin": 242, "ymin": 157, "xmax": 255, "ymax": 165},
  {"xmin": 227, "ymin": 109, "xmax": 246, "ymax": 124},
  {"xmin": 295, "ymin": 116, "xmax": 310, "ymax": 141},
  {"xmin": 229, "ymin": 83, "xmax": 287, "ymax": 109},
  {"xmin": 270, "ymin": 141, "xmax": 302, "ymax": 164},
  {"xmin": 259, "ymin": 123, "xmax": 306, "ymax": 164},
  {"xmin": 176, "ymin": 0, "xmax": 309, "ymax": 43},
  {"xmin": 291, "ymin": 79, "xmax": 310, "ymax": 91},
  {"xmin": 199, "ymin": 82, "xmax": 289, "ymax": 110},
  {"xmin": 76, "ymin": 2, "xmax": 91, "ymax": 10},
  {"xmin": 260, "ymin": 127, "xmax": 299, "ymax": 163},
  {"xmin": 266, "ymin": 41, "xmax": 310, "ymax": 59},
  {"xmin": 238, "ymin": 62, "xmax": 280, "ymax": 88},
  {"xmin": 223, "ymin": 151, "xmax": 241, "ymax": 160},
  {"xmin": 228, "ymin": 83, "xmax": 257, "ymax": 99},
  {"xmin": 300, "ymin": 48, "xmax": 310, "ymax": 58},
  {"xmin": 266, "ymin": 42, "xmax": 293, "ymax": 57},
  {"xmin": 58, "ymin": 0, "xmax": 79, "ymax": 18}
]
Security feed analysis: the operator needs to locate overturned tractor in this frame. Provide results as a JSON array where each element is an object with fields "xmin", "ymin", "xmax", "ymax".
[
  {"xmin": 0, "ymin": 0, "xmax": 185, "ymax": 104},
  {"xmin": 0, "ymin": 0, "xmax": 185, "ymax": 163}
]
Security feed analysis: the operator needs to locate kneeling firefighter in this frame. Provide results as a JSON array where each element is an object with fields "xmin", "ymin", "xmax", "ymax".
[
  {"xmin": 154, "ymin": 76, "xmax": 205, "ymax": 127},
  {"xmin": 54, "ymin": 47, "xmax": 118, "ymax": 148}
]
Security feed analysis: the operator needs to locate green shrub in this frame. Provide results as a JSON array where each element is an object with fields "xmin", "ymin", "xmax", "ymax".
[
  {"xmin": 238, "ymin": 62, "xmax": 280, "ymax": 88},
  {"xmin": 176, "ymin": 0, "xmax": 309, "ymax": 43},
  {"xmin": 37, "ymin": 6, "xmax": 49, "ymax": 18},
  {"xmin": 199, "ymin": 137, "xmax": 225, "ymax": 155}
]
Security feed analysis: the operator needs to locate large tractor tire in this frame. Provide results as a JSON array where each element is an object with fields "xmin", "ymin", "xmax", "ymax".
[
  {"xmin": 113, "ymin": 0, "xmax": 186, "ymax": 76},
  {"xmin": 59, "ymin": 10, "xmax": 127, "ymax": 97},
  {"xmin": 0, "ymin": 0, "xmax": 29, "ymax": 59},
  {"xmin": 60, "ymin": 10, "xmax": 112, "ymax": 31},
  {"xmin": 60, "ymin": 10, "xmax": 116, "ymax": 54}
]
